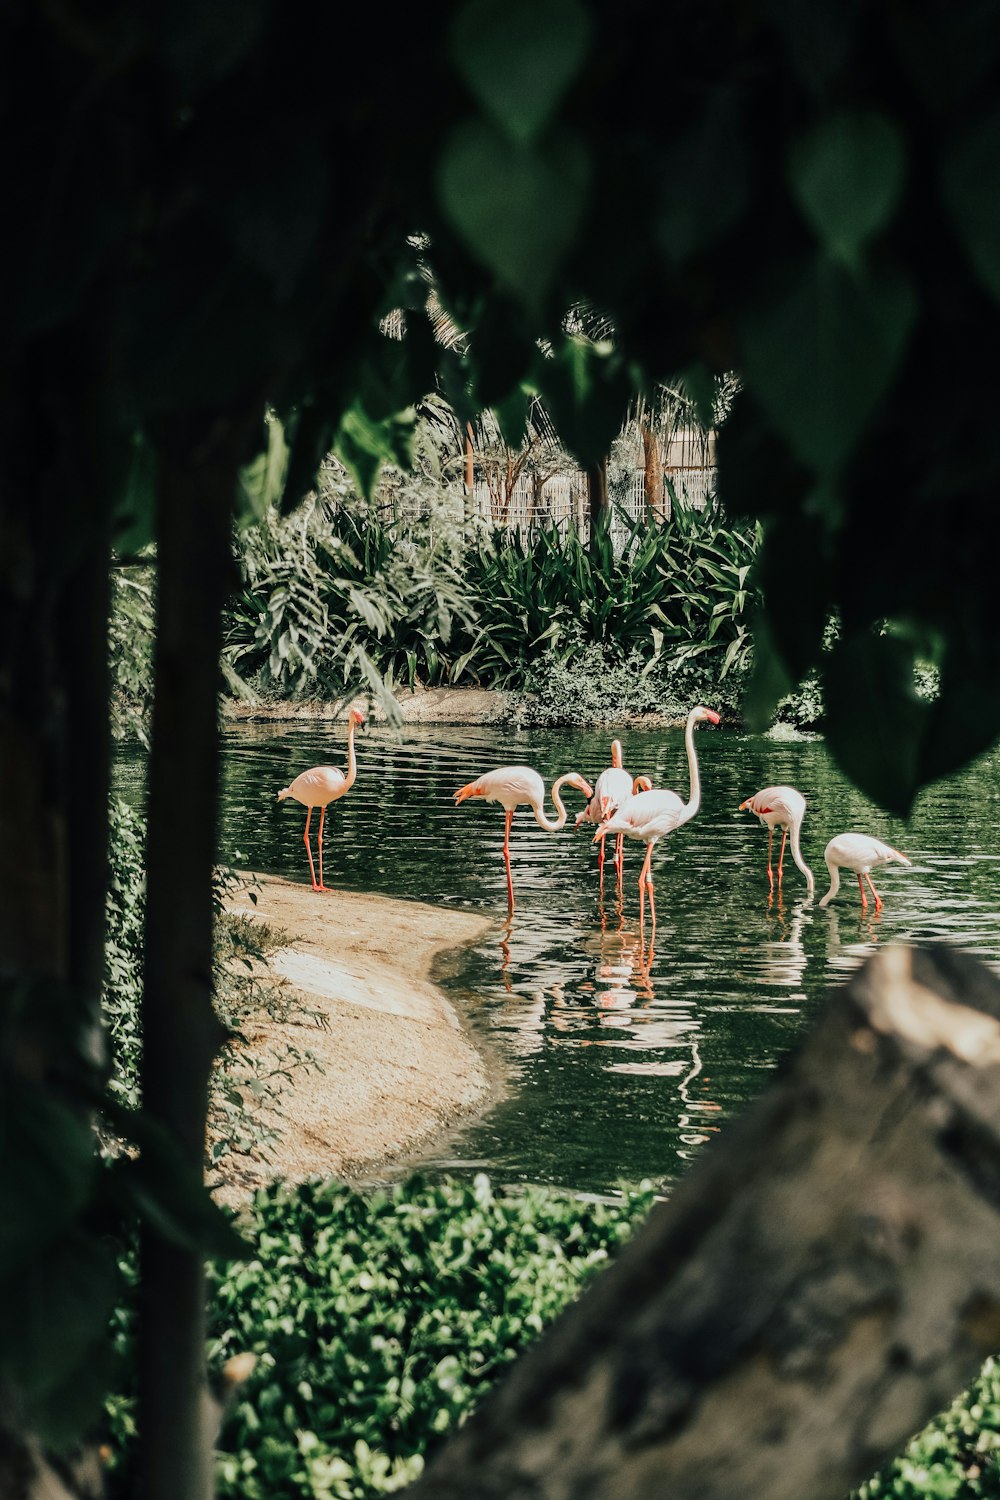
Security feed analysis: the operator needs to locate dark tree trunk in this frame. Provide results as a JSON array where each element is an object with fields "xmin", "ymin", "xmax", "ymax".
[
  {"xmin": 586, "ymin": 455, "xmax": 609, "ymax": 551},
  {"xmin": 411, "ymin": 944, "xmax": 1000, "ymax": 1500},
  {"xmin": 0, "ymin": 340, "xmax": 112, "ymax": 1493},
  {"xmin": 138, "ymin": 419, "xmax": 241, "ymax": 1500},
  {"xmin": 640, "ymin": 420, "xmax": 665, "ymax": 522}
]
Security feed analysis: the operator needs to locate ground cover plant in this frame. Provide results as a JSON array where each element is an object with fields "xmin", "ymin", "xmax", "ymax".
[{"xmin": 103, "ymin": 1175, "xmax": 657, "ymax": 1498}]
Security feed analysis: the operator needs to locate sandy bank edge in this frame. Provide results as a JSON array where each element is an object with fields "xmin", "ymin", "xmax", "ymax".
[
  {"xmin": 221, "ymin": 684, "xmax": 689, "ymax": 729},
  {"xmin": 219, "ymin": 873, "xmax": 497, "ymax": 1203}
]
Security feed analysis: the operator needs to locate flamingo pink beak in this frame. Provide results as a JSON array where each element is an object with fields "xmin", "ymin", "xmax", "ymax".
[{"xmin": 705, "ymin": 710, "xmax": 721, "ymax": 725}]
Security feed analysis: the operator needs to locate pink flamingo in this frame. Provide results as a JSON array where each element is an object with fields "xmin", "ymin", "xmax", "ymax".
[
  {"xmin": 739, "ymin": 784, "xmax": 815, "ymax": 896},
  {"xmin": 818, "ymin": 833, "xmax": 911, "ymax": 912},
  {"xmin": 454, "ymin": 766, "xmax": 593, "ymax": 910},
  {"xmin": 277, "ymin": 706, "xmax": 364, "ymax": 891},
  {"xmin": 575, "ymin": 739, "xmax": 652, "ymax": 884},
  {"xmin": 594, "ymin": 706, "xmax": 720, "ymax": 929}
]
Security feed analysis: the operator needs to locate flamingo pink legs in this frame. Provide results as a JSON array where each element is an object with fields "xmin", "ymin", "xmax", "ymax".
[
  {"xmin": 303, "ymin": 807, "xmax": 330, "ymax": 892},
  {"xmin": 858, "ymin": 872, "xmax": 882, "ymax": 911},
  {"xmin": 766, "ymin": 827, "xmax": 789, "ymax": 890},
  {"xmin": 502, "ymin": 809, "xmax": 515, "ymax": 910},
  {"xmin": 638, "ymin": 844, "xmax": 656, "ymax": 931}
]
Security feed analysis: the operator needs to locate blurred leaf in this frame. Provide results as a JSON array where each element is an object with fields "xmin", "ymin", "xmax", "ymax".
[
  {"xmin": 2, "ymin": 1232, "xmax": 117, "ymax": 1404},
  {"xmin": 541, "ymin": 336, "xmax": 633, "ymax": 465},
  {"xmin": 742, "ymin": 258, "xmax": 917, "ymax": 474},
  {"xmin": 237, "ymin": 415, "xmax": 289, "ymax": 524},
  {"xmin": 823, "ymin": 629, "xmax": 928, "ymax": 815},
  {"xmin": 743, "ymin": 612, "xmax": 794, "ymax": 731},
  {"xmin": 451, "ymin": 0, "xmax": 592, "ymax": 146},
  {"xmin": 112, "ymin": 430, "xmax": 158, "ymax": 555},
  {"xmin": 437, "ymin": 121, "xmax": 589, "ymax": 310},
  {"xmin": 335, "ymin": 404, "xmax": 416, "ymax": 501},
  {"xmin": 789, "ymin": 110, "xmax": 906, "ymax": 266},
  {"xmin": 656, "ymin": 98, "xmax": 750, "ymax": 264},
  {"xmin": 0, "ymin": 1082, "xmax": 94, "ymax": 1276},
  {"xmin": 941, "ymin": 113, "xmax": 1000, "ymax": 306}
]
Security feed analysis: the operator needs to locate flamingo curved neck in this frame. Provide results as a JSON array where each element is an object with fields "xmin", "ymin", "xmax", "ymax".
[
  {"xmin": 532, "ymin": 774, "xmax": 576, "ymax": 832},
  {"xmin": 681, "ymin": 710, "xmax": 703, "ymax": 822},
  {"xmin": 819, "ymin": 860, "xmax": 840, "ymax": 907},
  {"xmin": 343, "ymin": 715, "xmax": 359, "ymax": 791},
  {"xmin": 790, "ymin": 816, "xmax": 815, "ymax": 895}
]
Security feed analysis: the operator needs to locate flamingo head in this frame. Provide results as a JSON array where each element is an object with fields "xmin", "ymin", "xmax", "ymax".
[
  {"xmin": 633, "ymin": 775, "xmax": 653, "ymax": 794},
  {"xmin": 693, "ymin": 706, "xmax": 721, "ymax": 726},
  {"xmin": 350, "ymin": 706, "xmax": 366, "ymax": 728},
  {"xmin": 562, "ymin": 773, "xmax": 593, "ymax": 798}
]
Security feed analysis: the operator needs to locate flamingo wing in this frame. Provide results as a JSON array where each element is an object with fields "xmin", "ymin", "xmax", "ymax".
[
  {"xmin": 286, "ymin": 765, "xmax": 347, "ymax": 806},
  {"xmin": 455, "ymin": 765, "xmax": 544, "ymax": 811}
]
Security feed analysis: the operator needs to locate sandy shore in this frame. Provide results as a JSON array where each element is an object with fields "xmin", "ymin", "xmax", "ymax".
[
  {"xmin": 220, "ymin": 873, "xmax": 494, "ymax": 1201},
  {"xmin": 223, "ymin": 685, "xmax": 516, "ymax": 725}
]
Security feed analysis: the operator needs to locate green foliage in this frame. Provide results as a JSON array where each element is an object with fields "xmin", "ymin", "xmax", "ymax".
[
  {"xmin": 103, "ymin": 798, "xmax": 147, "ymax": 1110},
  {"xmin": 857, "ymin": 1358, "xmax": 1000, "ymax": 1500},
  {"xmin": 103, "ymin": 1174, "xmax": 655, "ymax": 1497},
  {"xmin": 462, "ymin": 507, "xmax": 758, "ymax": 688},
  {"xmin": 108, "ymin": 565, "xmax": 156, "ymax": 744}
]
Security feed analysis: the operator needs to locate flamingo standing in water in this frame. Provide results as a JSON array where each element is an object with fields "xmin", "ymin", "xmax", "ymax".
[
  {"xmin": 575, "ymin": 739, "xmax": 652, "ymax": 885},
  {"xmin": 739, "ymin": 784, "xmax": 815, "ymax": 896},
  {"xmin": 277, "ymin": 706, "xmax": 364, "ymax": 891},
  {"xmin": 594, "ymin": 705, "xmax": 720, "ymax": 929},
  {"xmin": 454, "ymin": 766, "xmax": 592, "ymax": 910},
  {"xmin": 818, "ymin": 833, "xmax": 911, "ymax": 911}
]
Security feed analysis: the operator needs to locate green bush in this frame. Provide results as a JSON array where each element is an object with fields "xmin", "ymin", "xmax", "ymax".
[
  {"xmin": 104, "ymin": 1174, "xmax": 655, "ymax": 1498},
  {"xmin": 856, "ymin": 1359, "xmax": 1000, "ymax": 1499}
]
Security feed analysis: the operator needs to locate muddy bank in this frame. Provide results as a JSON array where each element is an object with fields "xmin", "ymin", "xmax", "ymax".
[
  {"xmin": 223, "ymin": 685, "xmax": 517, "ymax": 726},
  {"xmin": 219, "ymin": 873, "xmax": 495, "ymax": 1202}
]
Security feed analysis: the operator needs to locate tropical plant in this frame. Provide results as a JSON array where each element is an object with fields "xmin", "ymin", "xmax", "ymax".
[{"xmin": 102, "ymin": 1175, "xmax": 656, "ymax": 1498}]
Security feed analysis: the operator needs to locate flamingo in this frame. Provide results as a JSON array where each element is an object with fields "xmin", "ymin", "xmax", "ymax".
[
  {"xmin": 453, "ymin": 766, "xmax": 593, "ymax": 910},
  {"xmin": 739, "ymin": 784, "xmax": 815, "ymax": 896},
  {"xmin": 818, "ymin": 833, "xmax": 911, "ymax": 912},
  {"xmin": 277, "ymin": 706, "xmax": 364, "ymax": 891},
  {"xmin": 575, "ymin": 739, "xmax": 652, "ymax": 884},
  {"xmin": 593, "ymin": 705, "xmax": 720, "ymax": 929}
]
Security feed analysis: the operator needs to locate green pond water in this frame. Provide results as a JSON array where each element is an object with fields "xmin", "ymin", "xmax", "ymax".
[{"xmin": 117, "ymin": 723, "xmax": 1000, "ymax": 1195}]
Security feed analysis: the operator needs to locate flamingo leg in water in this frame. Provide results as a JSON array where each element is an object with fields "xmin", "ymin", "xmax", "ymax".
[
  {"xmin": 614, "ymin": 834, "xmax": 624, "ymax": 886},
  {"xmin": 857, "ymin": 873, "xmax": 868, "ymax": 909},
  {"xmin": 502, "ymin": 809, "xmax": 515, "ymax": 911},
  {"xmin": 638, "ymin": 843, "xmax": 655, "ymax": 932},
  {"xmin": 766, "ymin": 828, "xmax": 774, "ymax": 889},
  {"xmin": 777, "ymin": 829, "xmax": 787, "ymax": 884},
  {"xmin": 303, "ymin": 808, "xmax": 320, "ymax": 891},
  {"xmin": 597, "ymin": 835, "xmax": 605, "ymax": 892},
  {"xmin": 317, "ymin": 806, "xmax": 329, "ymax": 892},
  {"xmin": 865, "ymin": 872, "xmax": 883, "ymax": 911}
]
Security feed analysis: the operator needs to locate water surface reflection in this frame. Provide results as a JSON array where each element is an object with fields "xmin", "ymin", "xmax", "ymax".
[{"xmin": 116, "ymin": 723, "xmax": 1000, "ymax": 1192}]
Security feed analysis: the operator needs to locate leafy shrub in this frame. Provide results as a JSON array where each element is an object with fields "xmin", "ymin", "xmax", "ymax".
[
  {"xmin": 103, "ymin": 1174, "xmax": 655, "ymax": 1498},
  {"xmin": 459, "ymin": 508, "xmax": 759, "ymax": 689},
  {"xmin": 856, "ymin": 1358, "xmax": 1000, "ymax": 1499},
  {"xmin": 101, "ymin": 802, "xmax": 316, "ymax": 1170}
]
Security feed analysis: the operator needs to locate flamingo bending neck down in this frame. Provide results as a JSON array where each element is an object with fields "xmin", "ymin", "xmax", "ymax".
[
  {"xmin": 454, "ymin": 765, "xmax": 592, "ymax": 910},
  {"xmin": 739, "ymin": 784, "xmax": 815, "ymax": 896},
  {"xmin": 818, "ymin": 833, "xmax": 911, "ymax": 912},
  {"xmin": 575, "ymin": 739, "xmax": 650, "ymax": 886},
  {"xmin": 594, "ymin": 705, "xmax": 720, "ymax": 929},
  {"xmin": 277, "ymin": 706, "xmax": 364, "ymax": 891}
]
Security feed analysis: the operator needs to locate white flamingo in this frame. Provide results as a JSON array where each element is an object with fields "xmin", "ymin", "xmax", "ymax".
[
  {"xmin": 594, "ymin": 705, "xmax": 720, "ymax": 928},
  {"xmin": 818, "ymin": 833, "xmax": 911, "ymax": 911},
  {"xmin": 739, "ymin": 784, "xmax": 815, "ymax": 896},
  {"xmin": 454, "ymin": 765, "xmax": 593, "ymax": 910},
  {"xmin": 575, "ymin": 738, "xmax": 652, "ymax": 884},
  {"xmin": 277, "ymin": 706, "xmax": 364, "ymax": 891}
]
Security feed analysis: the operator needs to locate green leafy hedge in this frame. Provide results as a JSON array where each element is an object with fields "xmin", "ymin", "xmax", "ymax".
[{"xmin": 105, "ymin": 1175, "xmax": 656, "ymax": 1498}]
